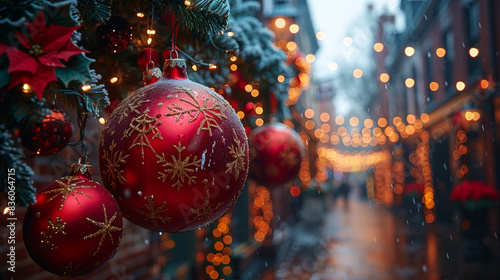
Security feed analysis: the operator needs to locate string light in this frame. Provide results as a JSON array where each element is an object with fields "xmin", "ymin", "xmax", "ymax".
[
  {"xmin": 255, "ymin": 118, "xmax": 264, "ymax": 126},
  {"xmin": 99, "ymin": 117, "xmax": 106, "ymax": 125},
  {"xmin": 328, "ymin": 62, "xmax": 338, "ymax": 71},
  {"xmin": 289, "ymin": 24, "xmax": 299, "ymax": 34},
  {"xmin": 374, "ymin": 42, "xmax": 384, "ymax": 52},
  {"xmin": 429, "ymin": 81, "xmax": 439, "ymax": 91},
  {"xmin": 353, "ymin": 69, "xmax": 363, "ymax": 78},
  {"xmin": 304, "ymin": 109, "xmax": 314, "ymax": 118},
  {"xmin": 275, "ymin": 18, "xmax": 286, "ymax": 28},
  {"xmin": 405, "ymin": 46, "xmax": 415, "ymax": 57},
  {"xmin": 379, "ymin": 73, "xmax": 390, "ymax": 83},
  {"xmin": 110, "ymin": 77, "xmax": 118, "ymax": 83},
  {"xmin": 209, "ymin": 64, "xmax": 218, "ymax": 70},
  {"xmin": 316, "ymin": 31, "xmax": 325, "ymax": 40},
  {"xmin": 227, "ymin": 31, "xmax": 234, "ymax": 37},
  {"xmin": 456, "ymin": 81, "xmax": 466, "ymax": 91},
  {"xmin": 22, "ymin": 83, "xmax": 32, "ymax": 93},
  {"xmin": 136, "ymin": 12, "xmax": 145, "ymax": 18},
  {"xmin": 405, "ymin": 78, "xmax": 415, "ymax": 88},
  {"xmin": 436, "ymin": 48, "xmax": 446, "ymax": 57},
  {"xmin": 469, "ymin": 47, "xmax": 479, "ymax": 58},
  {"xmin": 81, "ymin": 85, "xmax": 91, "ymax": 91},
  {"xmin": 250, "ymin": 89, "xmax": 259, "ymax": 97},
  {"xmin": 277, "ymin": 75, "xmax": 285, "ymax": 83}
]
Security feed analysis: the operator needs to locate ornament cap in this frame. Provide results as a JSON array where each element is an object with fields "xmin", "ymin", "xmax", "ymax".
[
  {"xmin": 70, "ymin": 157, "xmax": 93, "ymax": 179},
  {"xmin": 163, "ymin": 58, "xmax": 188, "ymax": 80}
]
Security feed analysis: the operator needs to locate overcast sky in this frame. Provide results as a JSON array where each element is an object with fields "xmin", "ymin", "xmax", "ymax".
[{"xmin": 309, "ymin": 0, "xmax": 403, "ymax": 79}]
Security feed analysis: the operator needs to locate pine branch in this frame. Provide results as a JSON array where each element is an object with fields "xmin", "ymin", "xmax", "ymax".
[
  {"xmin": 0, "ymin": 0, "xmax": 45, "ymax": 27},
  {"xmin": 77, "ymin": 0, "xmax": 113, "ymax": 28},
  {"xmin": 0, "ymin": 88, "xmax": 47, "ymax": 129},
  {"xmin": 181, "ymin": 0, "xmax": 230, "ymax": 35},
  {"xmin": 0, "ymin": 125, "xmax": 36, "ymax": 206}
]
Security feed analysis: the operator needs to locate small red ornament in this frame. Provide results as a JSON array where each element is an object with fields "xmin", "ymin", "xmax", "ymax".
[
  {"xmin": 23, "ymin": 162, "xmax": 123, "ymax": 277},
  {"xmin": 99, "ymin": 57, "xmax": 249, "ymax": 232},
  {"xmin": 96, "ymin": 16, "xmax": 131, "ymax": 53},
  {"xmin": 20, "ymin": 107, "xmax": 72, "ymax": 155},
  {"xmin": 249, "ymin": 123, "xmax": 303, "ymax": 187},
  {"xmin": 143, "ymin": 67, "xmax": 162, "ymax": 86},
  {"xmin": 137, "ymin": 48, "xmax": 160, "ymax": 71}
]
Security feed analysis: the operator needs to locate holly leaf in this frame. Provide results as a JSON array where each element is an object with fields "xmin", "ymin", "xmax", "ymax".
[
  {"xmin": 56, "ymin": 53, "xmax": 94, "ymax": 87},
  {"xmin": 183, "ymin": 0, "xmax": 230, "ymax": 35}
]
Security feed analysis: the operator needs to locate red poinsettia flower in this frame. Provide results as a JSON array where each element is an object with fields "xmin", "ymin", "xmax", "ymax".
[
  {"xmin": 403, "ymin": 182, "xmax": 425, "ymax": 196},
  {"xmin": 451, "ymin": 180, "xmax": 499, "ymax": 202},
  {"xmin": 0, "ymin": 11, "xmax": 87, "ymax": 99}
]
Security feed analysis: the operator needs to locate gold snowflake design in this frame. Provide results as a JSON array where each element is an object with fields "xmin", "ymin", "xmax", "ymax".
[
  {"xmin": 83, "ymin": 204, "xmax": 122, "ymax": 256},
  {"xmin": 189, "ymin": 189, "xmax": 224, "ymax": 222},
  {"xmin": 165, "ymin": 85, "xmax": 228, "ymax": 136},
  {"xmin": 101, "ymin": 140, "xmax": 130, "ymax": 190},
  {"xmin": 135, "ymin": 196, "xmax": 172, "ymax": 227},
  {"xmin": 226, "ymin": 129, "xmax": 247, "ymax": 180},
  {"xmin": 111, "ymin": 88, "xmax": 152, "ymax": 124},
  {"xmin": 47, "ymin": 216, "xmax": 67, "ymax": 235},
  {"xmin": 41, "ymin": 177, "xmax": 95, "ymax": 210},
  {"xmin": 122, "ymin": 108, "xmax": 163, "ymax": 160},
  {"xmin": 60, "ymin": 261, "xmax": 82, "ymax": 276},
  {"xmin": 156, "ymin": 142, "xmax": 202, "ymax": 191},
  {"xmin": 40, "ymin": 231, "xmax": 57, "ymax": 251}
]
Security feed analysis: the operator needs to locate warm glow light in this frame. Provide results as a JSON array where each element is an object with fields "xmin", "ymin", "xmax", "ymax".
[
  {"xmin": 251, "ymin": 89, "xmax": 259, "ymax": 97},
  {"xmin": 465, "ymin": 111, "xmax": 474, "ymax": 121},
  {"xmin": 335, "ymin": 116, "xmax": 344, "ymax": 125},
  {"xmin": 429, "ymin": 82, "xmax": 439, "ymax": 91},
  {"xmin": 255, "ymin": 107, "xmax": 263, "ymax": 115},
  {"xmin": 230, "ymin": 56, "xmax": 237, "ymax": 62},
  {"xmin": 3, "ymin": 207, "xmax": 9, "ymax": 214},
  {"xmin": 237, "ymin": 111, "xmax": 245, "ymax": 119},
  {"xmin": 136, "ymin": 12, "xmax": 145, "ymax": 18},
  {"xmin": 328, "ymin": 62, "xmax": 338, "ymax": 71},
  {"xmin": 393, "ymin": 117, "xmax": 402, "ymax": 126},
  {"xmin": 405, "ymin": 46, "xmax": 415, "ymax": 57},
  {"xmin": 405, "ymin": 78, "xmax": 415, "ymax": 88},
  {"xmin": 147, "ymin": 38, "xmax": 152, "ymax": 45},
  {"xmin": 374, "ymin": 42, "xmax": 384, "ymax": 52},
  {"xmin": 110, "ymin": 77, "xmax": 118, "ymax": 83},
  {"xmin": 320, "ymin": 112, "xmax": 330, "ymax": 122},
  {"xmin": 304, "ymin": 109, "xmax": 314, "ymax": 118},
  {"xmin": 364, "ymin": 119, "xmax": 373, "ymax": 128},
  {"xmin": 480, "ymin": 79, "xmax": 489, "ymax": 89},
  {"xmin": 227, "ymin": 31, "xmax": 234, "ymax": 37},
  {"xmin": 316, "ymin": 31, "xmax": 325, "ymax": 40},
  {"xmin": 255, "ymin": 118, "xmax": 264, "ymax": 126},
  {"xmin": 230, "ymin": 64, "xmax": 237, "ymax": 71},
  {"xmin": 377, "ymin": 118, "xmax": 387, "ymax": 127},
  {"xmin": 456, "ymin": 81, "xmax": 466, "ymax": 91},
  {"xmin": 420, "ymin": 113, "xmax": 430, "ymax": 123},
  {"xmin": 184, "ymin": 0, "xmax": 191, "ymax": 5},
  {"xmin": 287, "ymin": 41, "xmax": 297, "ymax": 51},
  {"xmin": 407, "ymin": 114, "xmax": 416, "ymax": 124},
  {"xmin": 353, "ymin": 69, "xmax": 363, "ymax": 78},
  {"xmin": 469, "ymin": 47, "xmax": 479, "ymax": 58},
  {"xmin": 81, "ymin": 85, "xmax": 91, "ymax": 91},
  {"xmin": 436, "ymin": 48, "xmax": 446, "ymax": 57},
  {"xmin": 244, "ymin": 84, "xmax": 253, "ymax": 92},
  {"xmin": 289, "ymin": 24, "xmax": 300, "ymax": 34},
  {"xmin": 275, "ymin": 18, "xmax": 286, "ymax": 28},
  {"xmin": 290, "ymin": 186, "xmax": 301, "ymax": 197},
  {"xmin": 277, "ymin": 75, "xmax": 285, "ymax": 83},
  {"xmin": 472, "ymin": 112, "xmax": 480, "ymax": 121},
  {"xmin": 305, "ymin": 120, "xmax": 315, "ymax": 130},
  {"xmin": 22, "ymin": 83, "xmax": 32, "ymax": 93},
  {"xmin": 99, "ymin": 117, "xmax": 106, "ymax": 125},
  {"xmin": 305, "ymin": 54, "xmax": 315, "ymax": 63},
  {"xmin": 321, "ymin": 123, "xmax": 330, "ymax": 133},
  {"xmin": 209, "ymin": 64, "xmax": 217, "ymax": 70},
  {"xmin": 343, "ymin": 37, "xmax": 353, "ymax": 46},
  {"xmin": 379, "ymin": 73, "xmax": 390, "ymax": 83},
  {"xmin": 350, "ymin": 117, "xmax": 359, "ymax": 126},
  {"xmin": 192, "ymin": 65, "xmax": 198, "ymax": 71}
]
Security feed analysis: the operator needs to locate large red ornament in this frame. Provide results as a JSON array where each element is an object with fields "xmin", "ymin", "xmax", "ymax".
[
  {"xmin": 23, "ymin": 163, "xmax": 123, "ymax": 277},
  {"xmin": 20, "ymin": 107, "xmax": 72, "ymax": 155},
  {"xmin": 249, "ymin": 123, "xmax": 303, "ymax": 187},
  {"xmin": 99, "ymin": 58, "xmax": 249, "ymax": 232}
]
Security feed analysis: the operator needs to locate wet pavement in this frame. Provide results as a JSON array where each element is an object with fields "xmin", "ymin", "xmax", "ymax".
[{"xmin": 269, "ymin": 197, "xmax": 500, "ymax": 280}]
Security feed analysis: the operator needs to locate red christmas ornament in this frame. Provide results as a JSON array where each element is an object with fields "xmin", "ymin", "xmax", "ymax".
[
  {"xmin": 249, "ymin": 123, "xmax": 303, "ymax": 187},
  {"xmin": 23, "ymin": 162, "xmax": 123, "ymax": 277},
  {"xmin": 96, "ymin": 16, "xmax": 131, "ymax": 53},
  {"xmin": 143, "ymin": 67, "xmax": 162, "ymax": 86},
  {"xmin": 137, "ymin": 48, "xmax": 160, "ymax": 71},
  {"xmin": 20, "ymin": 107, "xmax": 72, "ymax": 155},
  {"xmin": 99, "ymin": 58, "xmax": 249, "ymax": 232}
]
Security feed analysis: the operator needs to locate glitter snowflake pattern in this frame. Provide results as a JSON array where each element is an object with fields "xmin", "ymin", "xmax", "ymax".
[
  {"xmin": 189, "ymin": 189, "xmax": 224, "ymax": 222},
  {"xmin": 83, "ymin": 204, "xmax": 122, "ymax": 256},
  {"xmin": 156, "ymin": 142, "xmax": 202, "ymax": 191},
  {"xmin": 60, "ymin": 261, "xmax": 82, "ymax": 276},
  {"xmin": 101, "ymin": 140, "xmax": 130, "ymax": 190},
  {"xmin": 48, "ymin": 216, "xmax": 67, "ymax": 235},
  {"xmin": 165, "ymin": 85, "xmax": 228, "ymax": 136},
  {"xmin": 112, "ymin": 88, "xmax": 152, "ymax": 124},
  {"xmin": 40, "ymin": 231, "xmax": 57, "ymax": 251},
  {"xmin": 121, "ymin": 108, "xmax": 163, "ymax": 160},
  {"xmin": 41, "ymin": 177, "xmax": 95, "ymax": 210},
  {"xmin": 135, "ymin": 196, "xmax": 172, "ymax": 227},
  {"xmin": 226, "ymin": 129, "xmax": 247, "ymax": 180}
]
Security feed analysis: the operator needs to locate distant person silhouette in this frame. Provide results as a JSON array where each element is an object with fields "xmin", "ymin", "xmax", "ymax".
[{"xmin": 336, "ymin": 174, "xmax": 351, "ymax": 210}]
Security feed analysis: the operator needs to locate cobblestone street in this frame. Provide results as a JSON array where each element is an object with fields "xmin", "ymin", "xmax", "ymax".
[{"xmin": 270, "ymin": 197, "xmax": 500, "ymax": 280}]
